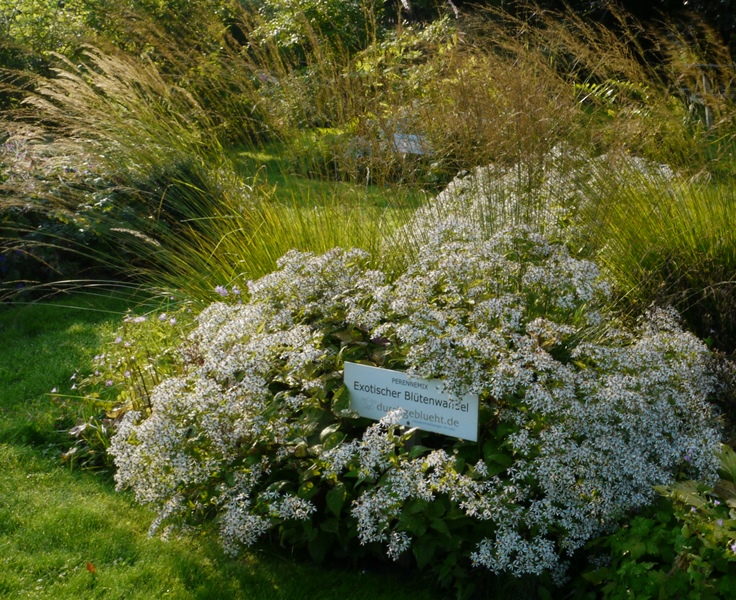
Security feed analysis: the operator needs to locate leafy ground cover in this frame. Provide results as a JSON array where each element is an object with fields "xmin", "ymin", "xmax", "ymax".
[{"xmin": 0, "ymin": 295, "xmax": 442, "ymax": 599}]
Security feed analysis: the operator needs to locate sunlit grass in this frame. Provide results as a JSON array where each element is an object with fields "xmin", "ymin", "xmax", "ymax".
[
  {"xmin": 0, "ymin": 292, "xmax": 136, "ymax": 444},
  {"xmin": 579, "ymin": 164, "xmax": 736, "ymax": 351},
  {"xmin": 232, "ymin": 143, "xmax": 429, "ymax": 209}
]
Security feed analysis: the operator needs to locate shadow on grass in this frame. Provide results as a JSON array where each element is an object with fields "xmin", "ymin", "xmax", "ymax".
[{"xmin": 0, "ymin": 289, "xmax": 145, "ymax": 446}]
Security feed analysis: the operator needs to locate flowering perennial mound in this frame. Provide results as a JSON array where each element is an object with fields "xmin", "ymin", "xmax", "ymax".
[{"xmin": 110, "ymin": 222, "xmax": 720, "ymax": 581}]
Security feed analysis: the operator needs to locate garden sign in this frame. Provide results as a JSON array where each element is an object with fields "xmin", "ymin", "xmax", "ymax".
[{"xmin": 344, "ymin": 362, "xmax": 479, "ymax": 441}]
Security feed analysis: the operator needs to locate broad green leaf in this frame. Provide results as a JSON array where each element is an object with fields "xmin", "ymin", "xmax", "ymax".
[
  {"xmin": 412, "ymin": 537, "xmax": 437, "ymax": 570},
  {"xmin": 430, "ymin": 518, "xmax": 450, "ymax": 537},
  {"xmin": 718, "ymin": 445, "xmax": 736, "ymax": 483},
  {"xmin": 409, "ymin": 444, "xmax": 430, "ymax": 459},
  {"xmin": 320, "ymin": 518, "xmax": 340, "ymax": 534},
  {"xmin": 319, "ymin": 423, "xmax": 341, "ymax": 442},
  {"xmin": 326, "ymin": 484, "xmax": 346, "ymax": 518}
]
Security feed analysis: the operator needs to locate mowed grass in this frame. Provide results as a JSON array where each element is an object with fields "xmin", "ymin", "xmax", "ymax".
[
  {"xmin": 232, "ymin": 144, "xmax": 429, "ymax": 210},
  {"xmin": 0, "ymin": 295, "xmax": 442, "ymax": 600}
]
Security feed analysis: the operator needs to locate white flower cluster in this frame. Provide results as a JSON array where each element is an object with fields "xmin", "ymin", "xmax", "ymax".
[
  {"xmin": 110, "ymin": 248, "xmax": 377, "ymax": 552},
  {"xmin": 375, "ymin": 223, "xmax": 610, "ymax": 401},
  {"xmin": 110, "ymin": 217, "xmax": 720, "ymax": 577},
  {"xmin": 344, "ymin": 442, "xmax": 515, "ymax": 552}
]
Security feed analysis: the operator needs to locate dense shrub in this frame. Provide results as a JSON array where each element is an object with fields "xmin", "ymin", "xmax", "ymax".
[
  {"xmin": 62, "ymin": 305, "xmax": 193, "ymax": 470},
  {"xmin": 110, "ymin": 218, "xmax": 721, "ymax": 590}
]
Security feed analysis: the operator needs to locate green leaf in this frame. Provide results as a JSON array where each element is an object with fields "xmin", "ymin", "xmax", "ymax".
[
  {"xmin": 718, "ymin": 574, "xmax": 736, "ymax": 595},
  {"xmin": 438, "ymin": 553, "xmax": 457, "ymax": 579},
  {"xmin": 658, "ymin": 481, "xmax": 707, "ymax": 509},
  {"xmin": 298, "ymin": 480, "xmax": 319, "ymax": 501},
  {"xmin": 719, "ymin": 446, "xmax": 736, "ymax": 483},
  {"xmin": 308, "ymin": 531, "xmax": 332, "ymax": 563},
  {"xmin": 482, "ymin": 450, "xmax": 514, "ymax": 476},
  {"xmin": 322, "ymin": 431, "xmax": 346, "ymax": 451},
  {"xmin": 485, "ymin": 453, "xmax": 513, "ymax": 467},
  {"xmin": 413, "ymin": 537, "xmax": 437, "ymax": 570},
  {"xmin": 628, "ymin": 540, "xmax": 647, "ymax": 560},
  {"xmin": 714, "ymin": 480, "xmax": 736, "ymax": 509},
  {"xmin": 430, "ymin": 518, "xmax": 451, "ymax": 538},
  {"xmin": 537, "ymin": 585, "xmax": 553, "ymax": 600},
  {"xmin": 407, "ymin": 498, "xmax": 430, "ymax": 515},
  {"xmin": 428, "ymin": 498, "xmax": 447, "ymax": 520},
  {"xmin": 333, "ymin": 328, "xmax": 364, "ymax": 344},
  {"xmin": 409, "ymin": 444, "xmax": 430, "ymax": 459},
  {"xmin": 331, "ymin": 385, "xmax": 352, "ymax": 415},
  {"xmin": 326, "ymin": 484, "xmax": 346, "ymax": 518},
  {"xmin": 320, "ymin": 518, "xmax": 340, "ymax": 534},
  {"xmin": 581, "ymin": 568, "xmax": 608, "ymax": 584},
  {"xmin": 320, "ymin": 423, "xmax": 341, "ymax": 442}
]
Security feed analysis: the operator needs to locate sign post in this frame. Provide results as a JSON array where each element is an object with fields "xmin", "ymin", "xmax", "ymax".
[{"xmin": 344, "ymin": 362, "xmax": 479, "ymax": 441}]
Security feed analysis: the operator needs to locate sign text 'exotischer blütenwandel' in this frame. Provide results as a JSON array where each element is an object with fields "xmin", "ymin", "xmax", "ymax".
[{"xmin": 343, "ymin": 362, "xmax": 479, "ymax": 441}]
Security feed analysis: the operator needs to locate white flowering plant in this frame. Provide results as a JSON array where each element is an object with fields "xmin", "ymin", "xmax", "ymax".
[{"xmin": 109, "ymin": 220, "xmax": 721, "ymax": 591}]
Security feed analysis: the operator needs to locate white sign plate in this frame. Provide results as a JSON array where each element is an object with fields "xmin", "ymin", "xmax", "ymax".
[{"xmin": 344, "ymin": 362, "xmax": 479, "ymax": 441}]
